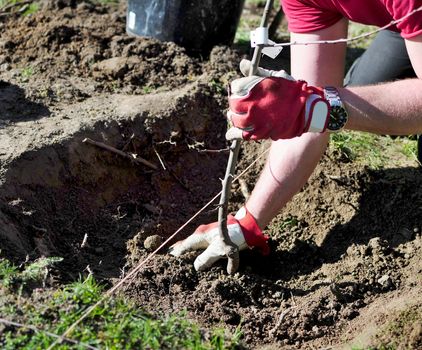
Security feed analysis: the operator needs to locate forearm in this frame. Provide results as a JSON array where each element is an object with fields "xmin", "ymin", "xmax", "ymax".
[
  {"xmin": 246, "ymin": 132, "xmax": 329, "ymax": 229},
  {"xmin": 341, "ymin": 78, "xmax": 422, "ymax": 135},
  {"xmin": 245, "ymin": 22, "xmax": 347, "ymax": 229}
]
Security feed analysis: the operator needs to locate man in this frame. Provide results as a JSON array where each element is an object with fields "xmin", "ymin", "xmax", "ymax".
[{"xmin": 169, "ymin": 0, "xmax": 422, "ymax": 271}]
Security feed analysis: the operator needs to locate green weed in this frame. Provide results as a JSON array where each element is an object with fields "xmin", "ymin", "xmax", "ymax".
[
  {"xmin": 22, "ymin": 2, "xmax": 38, "ymax": 16},
  {"xmin": 0, "ymin": 1, "xmax": 39, "ymax": 16},
  {"xmin": 0, "ymin": 258, "xmax": 18, "ymax": 288},
  {"xmin": 20, "ymin": 66, "xmax": 34, "ymax": 82},
  {"xmin": 209, "ymin": 79, "xmax": 226, "ymax": 94},
  {"xmin": 0, "ymin": 256, "xmax": 63, "ymax": 292},
  {"xmin": 142, "ymin": 86, "xmax": 154, "ymax": 94},
  {"xmin": 330, "ymin": 131, "xmax": 389, "ymax": 168},
  {"xmin": 0, "ymin": 258, "xmax": 242, "ymax": 349},
  {"xmin": 400, "ymin": 138, "xmax": 418, "ymax": 160},
  {"xmin": 0, "ymin": 0, "xmax": 17, "ymax": 7},
  {"xmin": 279, "ymin": 215, "xmax": 299, "ymax": 231}
]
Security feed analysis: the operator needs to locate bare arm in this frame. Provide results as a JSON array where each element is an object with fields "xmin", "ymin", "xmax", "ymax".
[
  {"xmin": 246, "ymin": 19, "xmax": 348, "ymax": 228},
  {"xmin": 342, "ymin": 34, "xmax": 422, "ymax": 135}
]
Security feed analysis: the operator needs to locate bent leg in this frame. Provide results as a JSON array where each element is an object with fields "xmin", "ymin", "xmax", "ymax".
[{"xmin": 345, "ymin": 30, "xmax": 414, "ymax": 87}]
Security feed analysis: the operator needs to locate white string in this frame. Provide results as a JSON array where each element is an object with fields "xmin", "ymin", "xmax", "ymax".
[{"xmin": 271, "ymin": 6, "xmax": 422, "ymax": 47}]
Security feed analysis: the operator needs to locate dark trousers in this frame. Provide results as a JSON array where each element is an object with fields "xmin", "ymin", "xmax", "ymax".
[
  {"xmin": 343, "ymin": 30, "xmax": 420, "ymax": 162},
  {"xmin": 345, "ymin": 30, "xmax": 415, "ymax": 86}
]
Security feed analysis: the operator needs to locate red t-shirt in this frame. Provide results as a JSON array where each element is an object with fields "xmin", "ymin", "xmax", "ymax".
[{"xmin": 281, "ymin": 0, "xmax": 422, "ymax": 38}]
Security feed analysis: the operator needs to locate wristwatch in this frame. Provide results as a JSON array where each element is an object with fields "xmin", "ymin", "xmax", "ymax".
[{"xmin": 324, "ymin": 86, "xmax": 348, "ymax": 132}]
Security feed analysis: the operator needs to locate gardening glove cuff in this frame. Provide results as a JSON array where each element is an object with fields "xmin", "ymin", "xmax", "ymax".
[
  {"xmin": 168, "ymin": 207, "xmax": 269, "ymax": 271},
  {"xmin": 235, "ymin": 207, "xmax": 270, "ymax": 256}
]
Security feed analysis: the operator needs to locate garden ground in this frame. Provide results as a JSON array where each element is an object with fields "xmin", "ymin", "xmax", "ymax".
[{"xmin": 0, "ymin": 1, "xmax": 421, "ymax": 349}]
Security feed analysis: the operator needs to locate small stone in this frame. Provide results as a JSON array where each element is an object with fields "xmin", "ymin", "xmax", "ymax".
[
  {"xmin": 353, "ymin": 299, "xmax": 365, "ymax": 308},
  {"xmin": 368, "ymin": 237, "xmax": 382, "ymax": 250},
  {"xmin": 262, "ymin": 298, "xmax": 271, "ymax": 306},
  {"xmin": 272, "ymin": 291, "xmax": 282, "ymax": 299},
  {"xmin": 144, "ymin": 235, "xmax": 162, "ymax": 251},
  {"xmin": 414, "ymin": 227, "xmax": 420, "ymax": 233},
  {"xmin": 377, "ymin": 274, "xmax": 393, "ymax": 288},
  {"xmin": 0, "ymin": 63, "xmax": 10, "ymax": 72},
  {"xmin": 312, "ymin": 325, "xmax": 324, "ymax": 337}
]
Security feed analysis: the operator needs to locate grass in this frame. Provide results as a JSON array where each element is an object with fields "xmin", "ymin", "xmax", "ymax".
[
  {"xmin": 0, "ymin": 257, "xmax": 242, "ymax": 349},
  {"xmin": 400, "ymin": 137, "xmax": 418, "ymax": 160},
  {"xmin": 330, "ymin": 131, "xmax": 389, "ymax": 168},
  {"xmin": 279, "ymin": 215, "xmax": 300, "ymax": 231},
  {"xmin": 20, "ymin": 66, "xmax": 34, "ymax": 82},
  {"xmin": 0, "ymin": 0, "xmax": 38, "ymax": 15},
  {"xmin": 0, "ymin": 0, "xmax": 19, "ymax": 7},
  {"xmin": 0, "ymin": 258, "xmax": 18, "ymax": 288},
  {"xmin": 330, "ymin": 131, "xmax": 420, "ymax": 169}
]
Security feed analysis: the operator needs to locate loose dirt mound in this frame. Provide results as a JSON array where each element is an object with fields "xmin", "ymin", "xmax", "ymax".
[
  {"xmin": 125, "ymin": 145, "xmax": 422, "ymax": 348},
  {"xmin": 0, "ymin": 1, "xmax": 237, "ymax": 275},
  {"xmin": 1, "ymin": 2, "xmax": 421, "ymax": 349}
]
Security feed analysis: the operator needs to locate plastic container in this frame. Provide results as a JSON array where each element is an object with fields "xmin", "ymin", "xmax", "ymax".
[{"xmin": 126, "ymin": 0, "xmax": 245, "ymax": 55}]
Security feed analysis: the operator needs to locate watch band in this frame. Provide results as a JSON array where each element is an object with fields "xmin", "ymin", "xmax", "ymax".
[
  {"xmin": 324, "ymin": 86, "xmax": 348, "ymax": 132},
  {"xmin": 324, "ymin": 86, "xmax": 343, "ymax": 106}
]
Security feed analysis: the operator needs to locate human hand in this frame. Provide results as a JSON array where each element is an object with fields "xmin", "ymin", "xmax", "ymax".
[
  {"xmin": 226, "ymin": 59, "xmax": 329, "ymax": 141},
  {"xmin": 168, "ymin": 207, "xmax": 269, "ymax": 271}
]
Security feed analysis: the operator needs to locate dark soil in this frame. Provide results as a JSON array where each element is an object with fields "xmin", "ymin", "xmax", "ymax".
[{"xmin": 1, "ymin": 2, "xmax": 421, "ymax": 349}]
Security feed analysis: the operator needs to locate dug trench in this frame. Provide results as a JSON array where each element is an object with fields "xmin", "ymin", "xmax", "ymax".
[
  {"xmin": 0, "ymin": 82, "xmax": 229, "ymax": 279},
  {"xmin": 1, "ymin": 2, "xmax": 422, "ymax": 349}
]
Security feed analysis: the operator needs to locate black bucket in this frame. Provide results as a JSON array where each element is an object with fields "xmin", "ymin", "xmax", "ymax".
[{"xmin": 126, "ymin": 0, "xmax": 245, "ymax": 55}]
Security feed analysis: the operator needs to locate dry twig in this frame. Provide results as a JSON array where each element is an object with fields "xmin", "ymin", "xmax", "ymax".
[
  {"xmin": 269, "ymin": 292, "xmax": 299, "ymax": 336},
  {"xmin": 82, "ymin": 138, "xmax": 157, "ymax": 170},
  {"xmin": 80, "ymin": 233, "xmax": 88, "ymax": 248},
  {"xmin": 152, "ymin": 146, "xmax": 166, "ymax": 170},
  {"xmin": 268, "ymin": 306, "xmax": 296, "ymax": 336},
  {"xmin": 152, "ymin": 145, "xmax": 190, "ymax": 190},
  {"xmin": 196, "ymin": 147, "xmax": 230, "ymax": 153}
]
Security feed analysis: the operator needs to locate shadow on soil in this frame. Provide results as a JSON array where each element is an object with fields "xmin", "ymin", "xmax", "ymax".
[{"xmin": 0, "ymin": 81, "xmax": 50, "ymax": 123}]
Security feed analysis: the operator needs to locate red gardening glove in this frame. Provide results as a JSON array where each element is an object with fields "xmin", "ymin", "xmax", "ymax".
[
  {"xmin": 169, "ymin": 207, "xmax": 269, "ymax": 271},
  {"xmin": 226, "ymin": 59, "xmax": 329, "ymax": 141}
]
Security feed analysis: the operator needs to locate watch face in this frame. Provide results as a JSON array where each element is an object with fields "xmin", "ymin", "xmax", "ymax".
[{"xmin": 328, "ymin": 105, "xmax": 348, "ymax": 131}]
